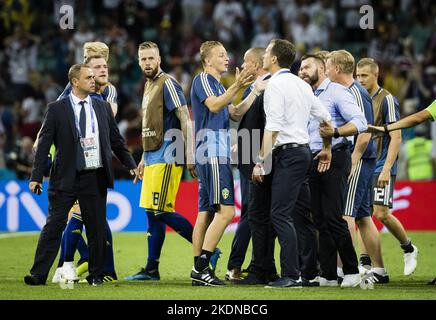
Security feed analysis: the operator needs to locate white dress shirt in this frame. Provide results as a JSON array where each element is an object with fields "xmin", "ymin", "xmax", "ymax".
[
  {"xmin": 70, "ymin": 92, "xmax": 103, "ymax": 167},
  {"xmin": 264, "ymin": 68, "xmax": 331, "ymax": 147}
]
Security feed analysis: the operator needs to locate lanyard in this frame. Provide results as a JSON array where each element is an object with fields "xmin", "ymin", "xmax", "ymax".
[{"xmin": 69, "ymin": 95, "xmax": 95, "ymax": 138}]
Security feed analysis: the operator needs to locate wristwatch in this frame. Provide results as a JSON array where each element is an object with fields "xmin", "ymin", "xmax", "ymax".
[
  {"xmin": 383, "ymin": 124, "xmax": 390, "ymax": 133},
  {"xmin": 255, "ymin": 155, "xmax": 264, "ymax": 166},
  {"xmin": 333, "ymin": 128, "xmax": 340, "ymax": 139}
]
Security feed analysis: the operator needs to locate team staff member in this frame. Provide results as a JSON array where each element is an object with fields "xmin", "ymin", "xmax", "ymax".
[
  {"xmin": 357, "ymin": 58, "xmax": 418, "ymax": 280},
  {"xmin": 299, "ymin": 53, "xmax": 367, "ymax": 287},
  {"xmin": 53, "ymin": 47, "xmax": 119, "ymax": 283},
  {"xmin": 320, "ymin": 50, "xmax": 378, "ymax": 286},
  {"xmin": 253, "ymin": 39, "xmax": 331, "ymax": 288},
  {"xmin": 229, "ymin": 47, "xmax": 279, "ymax": 285},
  {"xmin": 190, "ymin": 41, "xmax": 259, "ymax": 286},
  {"xmin": 25, "ymin": 64, "xmax": 139, "ymax": 286}
]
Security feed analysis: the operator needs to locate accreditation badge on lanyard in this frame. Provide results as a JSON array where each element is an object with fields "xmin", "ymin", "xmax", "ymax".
[{"xmin": 70, "ymin": 96, "xmax": 101, "ymax": 170}]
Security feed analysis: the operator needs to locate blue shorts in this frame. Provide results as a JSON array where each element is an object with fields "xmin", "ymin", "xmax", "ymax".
[
  {"xmin": 343, "ymin": 158, "xmax": 376, "ymax": 219},
  {"xmin": 197, "ymin": 157, "xmax": 234, "ymax": 212}
]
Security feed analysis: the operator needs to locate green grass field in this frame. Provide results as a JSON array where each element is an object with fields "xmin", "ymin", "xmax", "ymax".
[{"xmin": 0, "ymin": 231, "xmax": 435, "ymax": 300}]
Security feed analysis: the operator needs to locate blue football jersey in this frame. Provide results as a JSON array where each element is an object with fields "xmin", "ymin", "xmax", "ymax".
[{"xmin": 190, "ymin": 72, "xmax": 230, "ymax": 160}]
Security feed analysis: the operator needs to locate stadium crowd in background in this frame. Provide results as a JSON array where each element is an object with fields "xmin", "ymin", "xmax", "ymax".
[{"xmin": 0, "ymin": 0, "xmax": 436, "ymax": 181}]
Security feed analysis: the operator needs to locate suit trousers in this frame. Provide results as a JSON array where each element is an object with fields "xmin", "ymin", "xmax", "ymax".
[
  {"xmin": 30, "ymin": 168, "xmax": 108, "ymax": 280},
  {"xmin": 270, "ymin": 146, "xmax": 312, "ymax": 279},
  {"xmin": 309, "ymin": 148, "xmax": 358, "ymax": 279},
  {"xmin": 227, "ymin": 173, "xmax": 252, "ymax": 270},
  {"xmin": 247, "ymin": 173, "xmax": 277, "ymax": 277}
]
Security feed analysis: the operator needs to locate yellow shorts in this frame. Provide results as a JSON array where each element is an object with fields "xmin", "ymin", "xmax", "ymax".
[{"xmin": 139, "ymin": 163, "xmax": 183, "ymax": 213}]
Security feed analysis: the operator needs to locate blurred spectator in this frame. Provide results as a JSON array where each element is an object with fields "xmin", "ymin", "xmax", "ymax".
[
  {"xmin": 4, "ymin": 26, "xmax": 39, "ymax": 100},
  {"xmin": 69, "ymin": 20, "xmax": 95, "ymax": 64},
  {"xmin": 400, "ymin": 64, "xmax": 432, "ymax": 115},
  {"xmin": 249, "ymin": 0, "xmax": 280, "ymax": 35},
  {"xmin": 5, "ymin": 136, "xmax": 34, "ymax": 180},
  {"xmin": 213, "ymin": 0, "xmax": 246, "ymax": 50},
  {"xmin": 19, "ymin": 86, "xmax": 43, "ymax": 141},
  {"xmin": 169, "ymin": 59, "xmax": 192, "ymax": 99},
  {"xmin": 250, "ymin": 16, "xmax": 279, "ymax": 48},
  {"xmin": 281, "ymin": 0, "xmax": 311, "ymax": 29},
  {"xmin": 339, "ymin": 0, "xmax": 367, "ymax": 42},
  {"xmin": 288, "ymin": 13, "xmax": 323, "ymax": 52},
  {"xmin": 41, "ymin": 73, "xmax": 63, "ymax": 104},
  {"xmin": 193, "ymin": 0, "xmax": 217, "ymax": 41},
  {"xmin": 182, "ymin": 0, "xmax": 204, "ymax": 23},
  {"xmin": 309, "ymin": 0, "xmax": 336, "ymax": 48}
]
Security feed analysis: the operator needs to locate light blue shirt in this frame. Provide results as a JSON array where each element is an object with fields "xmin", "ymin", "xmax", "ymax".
[{"xmin": 308, "ymin": 78, "xmax": 367, "ymax": 152}]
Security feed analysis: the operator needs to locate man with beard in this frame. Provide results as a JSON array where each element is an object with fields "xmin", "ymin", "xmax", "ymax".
[
  {"xmin": 125, "ymin": 41, "xmax": 216, "ymax": 281},
  {"xmin": 299, "ymin": 53, "xmax": 367, "ymax": 287}
]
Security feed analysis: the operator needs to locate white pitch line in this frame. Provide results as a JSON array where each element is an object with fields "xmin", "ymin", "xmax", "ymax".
[{"xmin": 0, "ymin": 232, "xmax": 39, "ymax": 239}]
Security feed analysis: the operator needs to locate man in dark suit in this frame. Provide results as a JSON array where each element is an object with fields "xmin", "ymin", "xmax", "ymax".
[{"xmin": 25, "ymin": 64, "xmax": 139, "ymax": 286}]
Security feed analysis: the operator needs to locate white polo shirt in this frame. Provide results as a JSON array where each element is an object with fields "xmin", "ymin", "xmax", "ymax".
[{"xmin": 264, "ymin": 68, "xmax": 331, "ymax": 147}]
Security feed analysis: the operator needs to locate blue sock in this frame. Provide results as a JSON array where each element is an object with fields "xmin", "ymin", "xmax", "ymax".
[
  {"xmin": 145, "ymin": 210, "xmax": 166, "ymax": 271},
  {"xmin": 158, "ymin": 212, "xmax": 193, "ymax": 243},
  {"xmin": 63, "ymin": 214, "xmax": 84, "ymax": 262},
  {"xmin": 77, "ymin": 235, "xmax": 88, "ymax": 262},
  {"xmin": 103, "ymin": 220, "xmax": 116, "ymax": 275}
]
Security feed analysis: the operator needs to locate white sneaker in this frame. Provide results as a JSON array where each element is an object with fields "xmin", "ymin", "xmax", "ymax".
[
  {"xmin": 358, "ymin": 265, "xmax": 371, "ymax": 275},
  {"xmin": 319, "ymin": 277, "xmax": 338, "ymax": 287},
  {"xmin": 404, "ymin": 245, "xmax": 418, "ymax": 276},
  {"xmin": 52, "ymin": 267, "xmax": 63, "ymax": 283},
  {"xmin": 340, "ymin": 273, "xmax": 361, "ymax": 288},
  {"xmin": 61, "ymin": 262, "xmax": 79, "ymax": 281}
]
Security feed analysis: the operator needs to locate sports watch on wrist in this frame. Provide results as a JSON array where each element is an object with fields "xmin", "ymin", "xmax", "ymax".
[{"xmin": 333, "ymin": 127, "xmax": 340, "ymax": 139}]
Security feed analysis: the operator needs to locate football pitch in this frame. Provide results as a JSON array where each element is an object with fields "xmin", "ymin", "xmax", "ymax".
[{"xmin": 0, "ymin": 231, "xmax": 435, "ymax": 300}]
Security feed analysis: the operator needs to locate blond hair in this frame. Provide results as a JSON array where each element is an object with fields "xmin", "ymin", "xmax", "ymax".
[
  {"xmin": 138, "ymin": 41, "xmax": 160, "ymax": 53},
  {"xmin": 357, "ymin": 57, "xmax": 379, "ymax": 74},
  {"xmin": 84, "ymin": 54, "xmax": 106, "ymax": 65},
  {"xmin": 83, "ymin": 42, "xmax": 109, "ymax": 62},
  {"xmin": 327, "ymin": 50, "xmax": 355, "ymax": 74},
  {"xmin": 200, "ymin": 41, "xmax": 223, "ymax": 67}
]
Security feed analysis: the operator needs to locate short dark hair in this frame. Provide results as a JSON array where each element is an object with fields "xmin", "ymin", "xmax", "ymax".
[
  {"xmin": 270, "ymin": 39, "xmax": 296, "ymax": 68},
  {"xmin": 68, "ymin": 64, "xmax": 88, "ymax": 83},
  {"xmin": 301, "ymin": 54, "xmax": 326, "ymax": 70}
]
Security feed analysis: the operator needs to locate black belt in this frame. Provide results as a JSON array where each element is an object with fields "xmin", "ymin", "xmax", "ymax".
[{"xmin": 275, "ymin": 143, "xmax": 309, "ymax": 152}]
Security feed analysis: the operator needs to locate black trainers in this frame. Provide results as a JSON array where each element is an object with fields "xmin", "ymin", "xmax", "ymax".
[
  {"xmin": 302, "ymin": 276, "xmax": 320, "ymax": 287},
  {"xmin": 370, "ymin": 272, "xmax": 389, "ymax": 284},
  {"xmin": 233, "ymin": 273, "xmax": 267, "ymax": 285},
  {"xmin": 191, "ymin": 267, "xmax": 225, "ymax": 286},
  {"xmin": 427, "ymin": 277, "xmax": 436, "ymax": 285}
]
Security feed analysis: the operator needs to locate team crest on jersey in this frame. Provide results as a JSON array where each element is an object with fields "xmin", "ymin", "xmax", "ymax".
[{"xmin": 222, "ymin": 188, "xmax": 230, "ymax": 200}]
